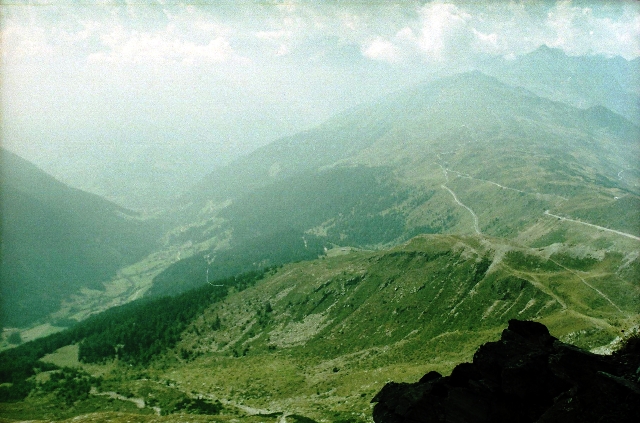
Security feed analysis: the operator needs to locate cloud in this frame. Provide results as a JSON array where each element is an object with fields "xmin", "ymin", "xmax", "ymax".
[
  {"xmin": 356, "ymin": 3, "xmax": 499, "ymax": 65},
  {"xmin": 545, "ymin": 1, "xmax": 640, "ymax": 58},
  {"xmin": 88, "ymin": 28, "xmax": 246, "ymax": 65},
  {"xmin": 3, "ymin": 1, "xmax": 638, "ymax": 70},
  {"xmin": 362, "ymin": 37, "xmax": 399, "ymax": 62},
  {"xmin": 1, "ymin": 4, "xmax": 249, "ymax": 67},
  {"xmin": 471, "ymin": 28, "xmax": 500, "ymax": 54},
  {"xmin": 254, "ymin": 30, "xmax": 293, "ymax": 57},
  {"xmin": 415, "ymin": 3, "xmax": 471, "ymax": 58},
  {"xmin": 255, "ymin": 29, "xmax": 292, "ymax": 41},
  {"xmin": 1, "ymin": 21, "xmax": 54, "ymax": 60},
  {"xmin": 275, "ymin": 44, "xmax": 290, "ymax": 56}
]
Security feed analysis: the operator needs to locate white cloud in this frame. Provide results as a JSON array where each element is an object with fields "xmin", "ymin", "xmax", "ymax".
[
  {"xmin": 471, "ymin": 28, "xmax": 500, "ymax": 54},
  {"xmin": 360, "ymin": 2, "xmax": 490, "ymax": 64},
  {"xmin": 545, "ymin": 1, "xmax": 640, "ymax": 59},
  {"xmin": 2, "ymin": 1, "xmax": 639, "ymax": 68},
  {"xmin": 362, "ymin": 37, "xmax": 398, "ymax": 62},
  {"xmin": 254, "ymin": 29, "xmax": 293, "ymax": 57},
  {"xmin": 396, "ymin": 26, "xmax": 416, "ymax": 42},
  {"xmin": 88, "ymin": 29, "xmax": 245, "ymax": 65},
  {"xmin": 339, "ymin": 11, "xmax": 360, "ymax": 32},
  {"xmin": 1, "ymin": 4, "xmax": 250, "ymax": 67},
  {"xmin": 275, "ymin": 43, "xmax": 290, "ymax": 56},
  {"xmin": 415, "ymin": 3, "xmax": 471, "ymax": 59},
  {"xmin": 0, "ymin": 21, "xmax": 54, "ymax": 60}
]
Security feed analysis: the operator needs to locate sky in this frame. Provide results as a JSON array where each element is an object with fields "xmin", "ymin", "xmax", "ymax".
[{"xmin": 1, "ymin": 0, "xmax": 639, "ymax": 209}]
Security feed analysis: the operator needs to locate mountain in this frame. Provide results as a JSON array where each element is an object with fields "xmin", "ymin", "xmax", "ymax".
[
  {"xmin": 481, "ymin": 45, "xmax": 640, "ymax": 125},
  {"xmin": 0, "ymin": 149, "xmax": 163, "ymax": 329},
  {"xmin": 187, "ymin": 67, "xmax": 639, "ymax": 207},
  {"xmin": 7, "ymin": 69, "xmax": 636, "ymax": 342},
  {"xmin": 156, "ymin": 71, "xmax": 639, "ymax": 298},
  {"xmin": 1, "ymin": 51, "xmax": 638, "ymax": 423}
]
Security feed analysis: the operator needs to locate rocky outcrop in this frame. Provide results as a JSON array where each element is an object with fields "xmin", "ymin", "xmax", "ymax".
[{"xmin": 371, "ymin": 319, "xmax": 640, "ymax": 423}]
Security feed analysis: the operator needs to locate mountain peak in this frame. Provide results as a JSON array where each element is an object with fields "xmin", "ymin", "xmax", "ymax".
[
  {"xmin": 449, "ymin": 69, "xmax": 497, "ymax": 82},
  {"xmin": 404, "ymin": 70, "xmax": 516, "ymax": 99},
  {"xmin": 531, "ymin": 44, "xmax": 566, "ymax": 57}
]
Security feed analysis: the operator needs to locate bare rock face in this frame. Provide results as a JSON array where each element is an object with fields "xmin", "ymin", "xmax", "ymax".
[{"xmin": 371, "ymin": 320, "xmax": 640, "ymax": 423}]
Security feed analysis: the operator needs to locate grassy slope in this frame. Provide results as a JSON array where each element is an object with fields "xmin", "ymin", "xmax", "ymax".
[
  {"xmin": 168, "ymin": 235, "xmax": 636, "ymax": 415},
  {"xmin": 3, "ymin": 72, "xmax": 639, "ymax": 421},
  {"xmin": 1, "ymin": 233, "xmax": 638, "ymax": 422},
  {"xmin": 148, "ymin": 88, "xmax": 640, "ymax": 304}
]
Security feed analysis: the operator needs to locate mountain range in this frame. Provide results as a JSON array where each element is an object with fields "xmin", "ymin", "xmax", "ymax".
[
  {"xmin": 155, "ymin": 69, "xmax": 638, "ymax": 297},
  {"xmin": 483, "ymin": 45, "xmax": 640, "ymax": 125},
  {"xmin": 0, "ymin": 46, "xmax": 638, "ymax": 422}
]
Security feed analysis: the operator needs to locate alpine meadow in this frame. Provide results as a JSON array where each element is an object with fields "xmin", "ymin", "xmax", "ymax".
[{"xmin": 1, "ymin": 2, "xmax": 639, "ymax": 423}]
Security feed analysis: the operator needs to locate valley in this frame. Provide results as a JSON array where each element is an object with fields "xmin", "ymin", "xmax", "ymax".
[
  {"xmin": 1, "ymin": 45, "xmax": 639, "ymax": 422},
  {"xmin": 0, "ymin": 149, "xmax": 164, "ymax": 335}
]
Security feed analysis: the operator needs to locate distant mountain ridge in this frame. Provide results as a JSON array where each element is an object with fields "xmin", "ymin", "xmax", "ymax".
[
  {"xmin": 482, "ymin": 45, "xmax": 640, "ymax": 125},
  {"xmin": 185, "ymin": 46, "xmax": 640, "ymax": 211},
  {"xmin": 1, "ymin": 52, "xmax": 639, "ymax": 422},
  {"xmin": 186, "ymin": 69, "xmax": 639, "ymax": 208}
]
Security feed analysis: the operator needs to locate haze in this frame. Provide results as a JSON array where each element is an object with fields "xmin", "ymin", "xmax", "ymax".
[{"xmin": 2, "ymin": 0, "xmax": 639, "ymax": 209}]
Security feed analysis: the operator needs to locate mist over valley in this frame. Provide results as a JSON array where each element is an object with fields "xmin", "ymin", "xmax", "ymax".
[{"xmin": 1, "ymin": 2, "xmax": 639, "ymax": 422}]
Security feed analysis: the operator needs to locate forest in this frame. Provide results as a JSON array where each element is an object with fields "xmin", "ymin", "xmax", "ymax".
[{"xmin": 0, "ymin": 268, "xmax": 270, "ymax": 402}]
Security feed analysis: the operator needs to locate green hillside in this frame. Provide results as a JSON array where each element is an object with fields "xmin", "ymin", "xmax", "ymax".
[
  {"xmin": 155, "ymin": 71, "xmax": 639, "ymax": 301},
  {"xmin": 5, "ymin": 71, "xmax": 637, "ymax": 345},
  {"xmin": 0, "ymin": 234, "xmax": 637, "ymax": 422},
  {"xmin": 0, "ymin": 149, "xmax": 163, "ymax": 329},
  {"xmin": 1, "ymin": 68, "xmax": 638, "ymax": 423}
]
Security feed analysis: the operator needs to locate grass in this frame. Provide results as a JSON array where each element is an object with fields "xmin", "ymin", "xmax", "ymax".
[
  {"xmin": 2, "ymin": 233, "xmax": 637, "ymax": 422},
  {"xmin": 41, "ymin": 345, "xmax": 80, "ymax": 368},
  {"xmin": 141, "ymin": 234, "xmax": 634, "ymax": 420},
  {"xmin": 12, "ymin": 101, "xmax": 639, "ymax": 349}
]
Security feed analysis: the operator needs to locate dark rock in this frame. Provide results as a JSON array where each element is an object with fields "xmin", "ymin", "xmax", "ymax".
[
  {"xmin": 419, "ymin": 371, "xmax": 443, "ymax": 384},
  {"xmin": 372, "ymin": 319, "xmax": 640, "ymax": 423}
]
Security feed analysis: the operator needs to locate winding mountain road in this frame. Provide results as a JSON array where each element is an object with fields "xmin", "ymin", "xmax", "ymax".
[
  {"xmin": 548, "ymin": 258, "xmax": 626, "ymax": 315},
  {"xmin": 446, "ymin": 169, "xmax": 568, "ymax": 201},
  {"xmin": 544, "ymin": 210, "xmax": 640, "ymax": 241},
  {"xmin": 441, "ymin": 185, "xmax": 481, "ymax": 234}
]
